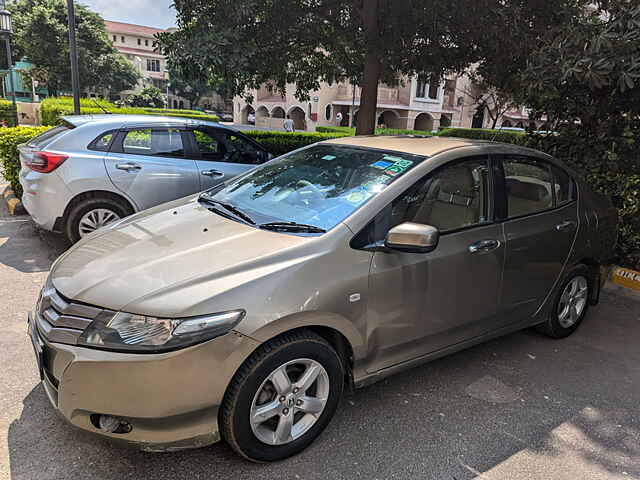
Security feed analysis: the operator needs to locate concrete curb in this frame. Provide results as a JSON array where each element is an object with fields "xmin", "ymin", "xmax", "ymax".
[{"xmin": 2, "ymin": 185, "xmax": 26, "ymax": 216}]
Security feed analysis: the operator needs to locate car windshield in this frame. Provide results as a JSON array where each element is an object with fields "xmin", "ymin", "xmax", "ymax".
[{"xmin": 202, "ymin": 144, "xmax": 427, "ymax": 232}]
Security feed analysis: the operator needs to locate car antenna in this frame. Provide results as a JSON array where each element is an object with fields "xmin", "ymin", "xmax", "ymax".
[{"xmin": 92, "ymin": 98, "xmax": 112, "ymax": 114}]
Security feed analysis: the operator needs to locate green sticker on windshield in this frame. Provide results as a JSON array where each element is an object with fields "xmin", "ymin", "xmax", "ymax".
[{"xmin": 383, "ymin": 155, "xmax": 413, "ymax": 168}]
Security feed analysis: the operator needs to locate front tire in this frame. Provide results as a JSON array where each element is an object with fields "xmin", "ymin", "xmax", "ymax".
[
  {"xmin": 536, "ymin": 265, "xmax": 591, "ymax": 339},
  {"xmin": 220, "ymin": 330, "xmax": 344, "ymax": 462}
]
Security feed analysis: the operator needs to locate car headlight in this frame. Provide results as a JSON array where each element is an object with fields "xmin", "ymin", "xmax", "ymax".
[{"xmin": 77, "ymin": 310, "xmax": 245, "ymax": 353}]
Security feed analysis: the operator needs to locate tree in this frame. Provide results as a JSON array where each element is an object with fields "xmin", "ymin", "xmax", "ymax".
[
  {"xmin": 159, "ymin": 1, "xmax": 584, "ymax": 135},
  {"xmin": 125, "ymin": 86, "xmax": 165, "ymax": 108},
  {"xmin": 94, "ymin": 54, "xmax": 140, "ymax": 98},
  {"xmin": 166, "ymin": 63, "xmax": 211, "ymax": 109},
  {"xmin": 8, "ymin": 0, "xmax": 139, "ymax": 95},
  {"xmin": 159, "ymin": 0, "xmax": 499, "ymax": 135},
  {"xmin": 521, "ymin": 2, "xmax": 640, "ymax": 134}
]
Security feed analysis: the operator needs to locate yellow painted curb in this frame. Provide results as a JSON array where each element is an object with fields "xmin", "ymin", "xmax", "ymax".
[
  {"xmin": 2, "ymin": 186, "xmax": 25, "ymax": 216},
  {"xmin": 611, "ymin": 266, "xmax": 640, "ymax": 292}
]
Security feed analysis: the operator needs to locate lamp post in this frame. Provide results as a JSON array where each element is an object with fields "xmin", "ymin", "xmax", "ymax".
[
  {"xmin": 66, "ymin": 0, "xmax": 80, "ymax": 115},
  {"xmin": 0, "ymin": 0, "xmax": 18, "ymax": 126}
]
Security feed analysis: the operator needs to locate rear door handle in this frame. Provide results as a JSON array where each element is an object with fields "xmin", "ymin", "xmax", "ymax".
[
  {"xmin": 202, "ymin": 169, "xmax": 224, "ymax": 177},
  {"xmin": 115, "ymin": 162, "xmax": 141, "ymax": 172},
  {"xmin": 469, "ymin": 239, "xmax": 501, "ymax": 254},
  {"xmin": 556, "ymin": 220, "xmax": 577, "ymax": 232}
]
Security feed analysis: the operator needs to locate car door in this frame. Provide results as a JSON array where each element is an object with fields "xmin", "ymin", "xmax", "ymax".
[
  {"xmin": 104, "ymin": 127, "xmax": 200, "ymax": 211},
  {"xmin": 363, "ymin": 155, "xmax": 506, "ymax": 373},
  {"xmin": 496, "ymin": 154, "xmax": 579, "ymax": 321},
  {"xmin": 184, "ymin": 127, "xmax": 267, "ymax": 190}
]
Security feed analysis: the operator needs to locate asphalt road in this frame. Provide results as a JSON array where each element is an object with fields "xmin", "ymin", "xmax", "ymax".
[{"xmin": 1, "ymin": 181, "xmax": 639, "ymax": 480}]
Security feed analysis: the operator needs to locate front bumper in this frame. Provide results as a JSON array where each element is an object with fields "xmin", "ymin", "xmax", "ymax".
[{"xmin": 27, "ymin": 312, "xmax": 260, "ymax": 451}]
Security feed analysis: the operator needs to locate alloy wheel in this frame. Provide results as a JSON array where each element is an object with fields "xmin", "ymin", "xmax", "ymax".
[
  {"xmin": 78, "ymin": 208, "xmax": 121, "ymax": 237},
  {"xmin": 250, "ymin": 358, "xmax": 330, "ymax": 446},
  {"xmin": 557, "ymin": 275, "xmax": 589, "ymax": 328}
]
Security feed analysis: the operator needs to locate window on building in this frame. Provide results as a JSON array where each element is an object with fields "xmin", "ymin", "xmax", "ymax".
[
  {"xmin": 416, "ymin": 77, "xmax": 439, "ymax": 100},
  {"xmin": 145, "ymin": 39, "xmax": 149, "ymax": 46},
  {"xmin": 146, "ymin": 59, "xmax": 161, "ymax": 72},
  {"xmin": 121, "ymin": 36, "xmax": 125, "ymax": 43},
  {"xmin": 325, "ymin": 104, "xmax": 332, "ymax": 121},
  {"xmin": 112, "ymin": 35, "xmax": 116, "ymax": 42},
  {"xmin": 137, "ymin": 38, "xmax": 141, "ymax": 45}
]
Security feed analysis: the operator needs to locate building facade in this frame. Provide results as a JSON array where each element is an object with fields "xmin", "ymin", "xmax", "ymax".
[
  {"xmin": 104, "ymin": 20, "xmax": 227, "ymax": 111},
  {"xmin": 235, "ymin": 74, "xmax": 548, "ymax": 132}
]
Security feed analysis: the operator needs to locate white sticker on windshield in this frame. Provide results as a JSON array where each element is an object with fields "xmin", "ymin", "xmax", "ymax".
[{"xmin": 322, "ymin": 155, "xmax": 337, "ymax": 161}]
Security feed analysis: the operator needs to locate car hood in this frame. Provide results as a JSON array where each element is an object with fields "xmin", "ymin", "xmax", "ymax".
[{"xmin": 50, "ymin": 197, "xmax": 314, "ymax": 315}]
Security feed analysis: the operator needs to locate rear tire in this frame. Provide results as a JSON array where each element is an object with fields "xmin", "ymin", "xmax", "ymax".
[
  {"xmin": 536, "ymin": 265, "xmax": 591, "ymax": 339},
  {"xmin": 65, "ymin": 196, "xmax": 132, "ymax": 243},
  {"xmin": 220, "ymin": 330, "xmax": 344, "ymax": 462}
]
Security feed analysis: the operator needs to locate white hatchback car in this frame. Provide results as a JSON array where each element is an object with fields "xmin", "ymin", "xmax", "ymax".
[{"xmin": 19, "ymin": 115, "xmax": 269, "ymax": 242}]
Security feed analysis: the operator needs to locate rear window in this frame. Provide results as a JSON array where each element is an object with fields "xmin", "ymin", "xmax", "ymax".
[{"xmin": 27, "ymin": 124, "xmax": 73, "ymax": 148}]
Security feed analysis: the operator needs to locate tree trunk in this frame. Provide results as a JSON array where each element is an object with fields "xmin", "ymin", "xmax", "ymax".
[{"xmin": 356, "ymin": 0, "xmax": 380, "ymax": 136}]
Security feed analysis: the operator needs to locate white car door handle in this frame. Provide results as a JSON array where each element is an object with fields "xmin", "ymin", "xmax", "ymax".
[{"xmin": 115, "ymin": 162, "xmax": 141, "ymax": 172}]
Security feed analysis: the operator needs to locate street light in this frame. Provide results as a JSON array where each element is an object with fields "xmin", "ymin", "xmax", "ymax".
[{"xmin": 0, "ymin": 0, "xmax": 18, "ymax": 126}]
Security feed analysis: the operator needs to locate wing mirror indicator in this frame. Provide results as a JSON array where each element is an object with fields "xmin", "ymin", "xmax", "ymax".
[{"xmin": 385, "ymin": 222, "xmax": 439, "ymax": 254}]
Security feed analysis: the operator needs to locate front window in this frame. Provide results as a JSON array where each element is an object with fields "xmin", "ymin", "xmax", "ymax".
[
  {"xmin": 203, "ymin": 144, "xmax": 427, "ymax": 232},
  {"xmin": 146, "ymin": 59, "xmax": 161, "ymax": 72}
]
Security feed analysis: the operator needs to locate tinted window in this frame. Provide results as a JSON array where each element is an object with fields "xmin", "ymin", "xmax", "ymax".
[
  {"xmin": 224, "ymin": 133, "xmax": 263, "ymax": 165},
  {"xmin": 503, "ymin": 157, "xmax": 553, "ymax": 217},
  {"xmin": 205, "ymin": 144, "xmax": 426, "ymax": 231},
  {"xmin": 391, "ymin": 156, "xmax": 490, "ymax": 232},
  {"xmin": 192, "ymin": 129, "xmax": 223, "ymax": 160},
  {"xmin": 552, "ymin": 165, "xmax": 575, "ymax": 205},
  {"xmin": 91, "ymin": 131, "xmax": 114, "ymax": 151},
  {"xmin": 122, "ymin": 129, "xmax": 184, "ymax": 158}
]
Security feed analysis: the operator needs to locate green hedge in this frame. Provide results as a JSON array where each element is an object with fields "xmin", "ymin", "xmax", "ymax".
[
  {"xmin": 317, "ymin": 126, "xmax": 431, "ymax": 136},
  {"xmin": 40, "ymin": 97, "xmax": 220, "ymax": 126},
  {"xmin": 243, "ymin": 130, "xmax": 349, "ymax": 156},
  {"xmin": 0, "ymin": 100, "xmax": 17, "ymax": 127},
  {"xmin": 0, "ymin": 126, "xmax": 50, "ymax": 197},
  {"xmin": 438, "ymin": 127, "xmax": 526, "ymax": 143}
]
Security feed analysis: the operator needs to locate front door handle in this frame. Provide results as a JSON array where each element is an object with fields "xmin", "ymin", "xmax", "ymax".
[
  {"xmin": 201, "ymin": 169, "xmax": 224, "ymax": 177},
  {"xmin": 115, "ymin": 162, "xmax": 141, "ymax": 172},
  {"xmin": 469, "ymin": 239, "xmax": 501, "ymax": 254},
  {"xmin": 556, "ymin": 220, "xmax": 577, "ymax": 232}
]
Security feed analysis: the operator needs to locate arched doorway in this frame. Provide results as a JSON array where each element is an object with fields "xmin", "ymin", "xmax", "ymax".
[
  {"xmin": 515, "ymin": 121, "xmax": 524, "ymax": 129},
  {"xmin": 472, "ymin": 104, "xmax": 485, "ymax": 129},
  {"xmin": 271, "ymin": 106, "xmax": 285, "ymax": 119},
  {"xmin": 241, "ymin": 105, "xmax": 255, "ymax": 124},
  {"xmin": 501, "ymin": 119, "xmax": 513, "ymax": 128},
  {"xmin": 256, "ymin": 106, "xmax": 269, "ymax": 119},
  {"xmin": 172, "ymin": 99, "xmax": 178, "ymax": 109},
  {"xmin": 378, "ymin": 110, "xmax": 402, "ymax": 129},
  {"xmin": 179, "ymin": 100, "xmax": 184, "ymax": 109},
  {"xmin": 529, "ymin": 121, "xmax": 537, "ymax": 131},
  {"xmin": 439, "ymin": 114, "xmax": 452, "ymax": 129},
  {"xmin": 414, "ymin": 113, "xmax": 435, "ymax": 132},
  {"xmin": 352, "ymin": 109, "xmax": 359, "ymax": 128},
  {"xmin": 288, "ymin": 106, "xmax": 306, "ymax": 130}
]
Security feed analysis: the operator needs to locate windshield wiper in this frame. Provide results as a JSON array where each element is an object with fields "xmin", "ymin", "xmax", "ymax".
[
  {"xmin": 199, "ymin": 196, "xmax": 255, "ymax": 225},
  {"xmin": 259, "ymin": 221, "xmax": 326, "ymax": 233}
]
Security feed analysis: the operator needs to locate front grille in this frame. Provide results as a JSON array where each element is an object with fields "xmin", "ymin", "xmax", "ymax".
[{"xmin": 35, "ymin": 287, "xmax": 114, "ymax": 345}]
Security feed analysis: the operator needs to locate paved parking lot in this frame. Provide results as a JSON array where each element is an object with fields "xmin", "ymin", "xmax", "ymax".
[{"xmin": 1, "ymin": 180, "xmax": 639, "ymax": 480}]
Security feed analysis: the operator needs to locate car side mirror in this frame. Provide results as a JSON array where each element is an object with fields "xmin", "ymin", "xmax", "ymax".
[{"xmin": 385, "ymin": 222, "xmax": 439, "ymax": 254}]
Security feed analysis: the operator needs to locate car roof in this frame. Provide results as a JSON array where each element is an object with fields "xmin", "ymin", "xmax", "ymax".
[
  {"xmin": 61, "ymin": 114, "xmax": 228, "ymax": 130},
  {"xmin": 322, "ymin": 135, "xmax": 543, "ymax": 158}
]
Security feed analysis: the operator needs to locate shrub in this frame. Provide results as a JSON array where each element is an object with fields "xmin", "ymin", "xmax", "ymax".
[
  {"xmin": 438, "ymin": 127, "xmax": 526, "ymax": 143},
  {"xmin": 40, "ymin": 97, "xmax": 220, "ymax": 126},
  {"xmin": 0, "ymin": 126, "xmax": 50, "ymax": 196},
  {"xmin": 0, "ymin": 100, "xmax": 17, "ymax": 127},
  {"xmin": 125, "ymin": 86, "xmax": 165, "ymax": 108},
  {"xmin": 317, "ymin": 126, "xmax": 431, "ymax": 136},
  {"xmin": 243, "ymin": 130, "xmax": 349, "ymax": 156}
]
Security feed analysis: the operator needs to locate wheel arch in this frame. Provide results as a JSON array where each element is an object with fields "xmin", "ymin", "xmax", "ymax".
[
  {"xmin": 236, "ymin": 311, "xmax": 365, "ymax": 391},
  {"xmin": 62, "ymin": 189, "xmax": 137, "ymax": 224}
]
